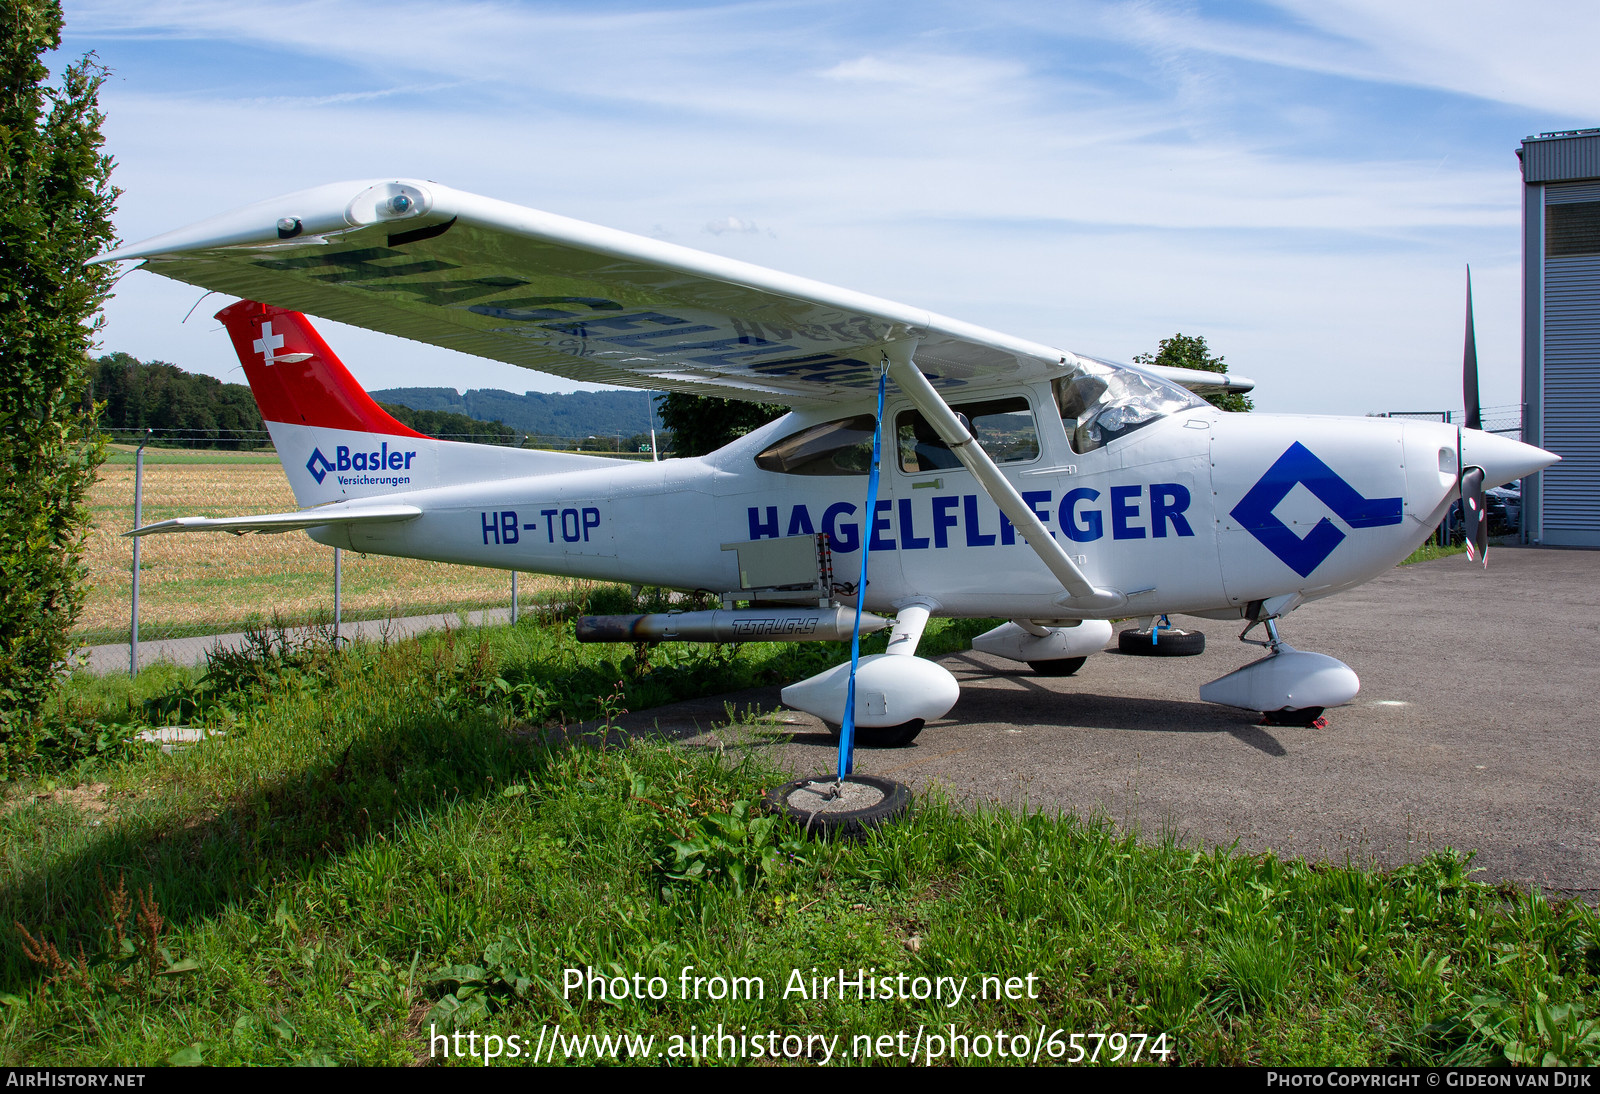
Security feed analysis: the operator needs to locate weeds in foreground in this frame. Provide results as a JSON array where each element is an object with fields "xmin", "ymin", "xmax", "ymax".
[{"xmin": 2, "ymin": 586, "xmax": 1596, "ymax": 1066}]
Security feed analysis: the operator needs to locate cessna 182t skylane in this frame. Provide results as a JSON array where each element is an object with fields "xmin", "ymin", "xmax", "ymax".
[{"xmin": 105, "ymin": 179, "xmax": 1557, "ymax": 741}]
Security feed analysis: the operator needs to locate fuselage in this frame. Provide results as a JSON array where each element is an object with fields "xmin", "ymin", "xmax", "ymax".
[{"xmin": 306, "ymin": 379, "xmax": 1538, "ymax": 622}]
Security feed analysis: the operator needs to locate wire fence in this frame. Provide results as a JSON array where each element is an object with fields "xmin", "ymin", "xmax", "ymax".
[
  {"xmin": 1373, "ymin": 405, "xmax": 1526, "ymax": 547},
  {"xmin": 1373, "ymin": 404, "xmax": 1524, "ymax": 438},
  {"xmin": 81, "ymin": 431, "xmax": 651, "ymax": 666}
]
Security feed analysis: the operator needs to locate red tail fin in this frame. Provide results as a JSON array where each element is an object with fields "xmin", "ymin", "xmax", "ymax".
[{"xmin": 216, "ymin": 300, "xmax": 425, "ymax": 437}]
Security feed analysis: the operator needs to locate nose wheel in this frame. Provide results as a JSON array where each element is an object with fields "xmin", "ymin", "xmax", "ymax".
[
  {"xmin": 1198, "ymin": 617, "xmax": 1359, "ymax": 723},
  {"xmin": 1260, "ymin": 706, "xmax": 1327, "ymax": 728},
  {"xmin": 1251, "ymin": 624, "xmax": 1328, "ymax": 724}
]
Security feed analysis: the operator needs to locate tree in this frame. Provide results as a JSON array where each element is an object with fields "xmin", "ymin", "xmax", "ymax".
[
  {"xmin": 655, "ymin": 392, "xmax": 786, "ymax": 458},
  {"xmin": 91, "ymin": 352, "xmax": 274, "ymax": 448},
  {"xmin": 1132, "ymin": 333, "xmax": 1253, "ymax": 413},
  {"xmin": 0, "ymin": 2, "xmax": 119, "ymax": 774},
  {"xmin": 378, "ymin": 402, "xmax": 517, "ymax": 445}
]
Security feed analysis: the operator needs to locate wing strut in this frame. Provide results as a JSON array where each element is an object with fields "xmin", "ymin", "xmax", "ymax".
[{"xmin": 882, "ymin": 341, "xmax": 1125, "ymax": 612}]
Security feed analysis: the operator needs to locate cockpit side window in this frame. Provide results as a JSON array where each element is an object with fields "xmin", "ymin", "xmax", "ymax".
[
  {"xmin": 896, "ymin": 397, "xmax": 1040, "ymax": 473},
  {"xmin": 755, "ymin": 415, "xmax": 876, "ymax": 475},
  {"xmin": 1054, "ymin": 357, "xmax": 1205, "ymax": 454}
]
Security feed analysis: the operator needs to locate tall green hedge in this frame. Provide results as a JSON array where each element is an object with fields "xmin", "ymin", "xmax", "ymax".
[{"xmin": 0, "ymin": 1, "xmax": 119, "ymax": 776}]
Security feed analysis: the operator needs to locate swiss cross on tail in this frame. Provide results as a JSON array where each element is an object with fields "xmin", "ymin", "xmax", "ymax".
[
  {"xmin": 214, "ymin": 300, "xmax": 424, "ymax": 438},
  {"xmin": 252, "ymin": 322, "xmax": 283, "ymax": 364},
  {"xmin": 252, "ymin": 321, "xmax": 311, "ymax": 367}
]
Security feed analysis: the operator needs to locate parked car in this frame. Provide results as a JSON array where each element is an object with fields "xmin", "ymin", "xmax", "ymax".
[{"xmin": 1441, "ymin": 479, "xmax": 1520, "ymax": 542}]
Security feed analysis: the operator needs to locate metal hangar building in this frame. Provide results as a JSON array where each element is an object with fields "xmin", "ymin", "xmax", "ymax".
[{"xmin": 1520, "ymin": 129, "xmax": 1600, "ymax": 547}]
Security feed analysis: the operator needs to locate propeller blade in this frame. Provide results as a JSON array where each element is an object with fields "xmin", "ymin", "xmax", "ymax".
[
  {"xmin": 1461, "ymin": 464, "xmax": 1488, "ymax": 566},
  {"xmin": 1463, "ymin": 265, "xmax": 1482, "ymax": 431}
]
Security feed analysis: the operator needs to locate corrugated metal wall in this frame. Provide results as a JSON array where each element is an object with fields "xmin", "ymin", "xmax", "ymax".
[
  {"xmin": 1541, "ymin": 181, "xmax": 1600, "ymax": 544},
  {"xmin": 1545, "ymin": 181, "xmax": 1600, "ymax": 203},
  {"xmin": 1523, "ymin": 136, "xmax": 1600, "ymax": 184}
]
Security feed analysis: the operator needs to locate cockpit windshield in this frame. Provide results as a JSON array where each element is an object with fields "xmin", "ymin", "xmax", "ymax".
[{"xmin": 1053, "ymin": 356, "xmax": 1206, "ymax": 454}]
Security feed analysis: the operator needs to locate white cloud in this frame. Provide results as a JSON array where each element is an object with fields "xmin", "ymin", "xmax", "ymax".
[
  {"xmin": 72, "ymin": 0, "xmax": 1554, "ymax": 413},
  {"xmin": 1095, "ymin": 0, "xmax": 1600, "ymax": 117},
  {"xmin": 703, "ymin": 215, "xmax": 761, "ymax": 235}
]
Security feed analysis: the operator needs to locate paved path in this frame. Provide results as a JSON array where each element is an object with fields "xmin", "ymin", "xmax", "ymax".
[
  {"xmin": 79, "ymin": 608, "xmax": 516, "ymax": 674},
  {"xmin": 603, "ymin": 547, "xmax": 1600, "ymax": 897}
]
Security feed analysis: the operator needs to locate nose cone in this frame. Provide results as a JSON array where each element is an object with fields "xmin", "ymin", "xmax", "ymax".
[{"xmin": 1460, "ymin": 429, "xmax": 1559, "ymax": 489}]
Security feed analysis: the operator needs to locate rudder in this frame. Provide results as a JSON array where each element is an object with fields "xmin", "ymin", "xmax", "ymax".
[
  {"xmin": 218, "ymin": 300, "xmax": 433, "ymax": 506},
  {"xmin": 218, "ymin": 300, "xmax": 631, "ymax": 506}
]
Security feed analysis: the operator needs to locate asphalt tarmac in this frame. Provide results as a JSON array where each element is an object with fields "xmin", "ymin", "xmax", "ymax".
[{"xmin": 609, "ymin": 546, "xmax": 1600, "ymax": 897}]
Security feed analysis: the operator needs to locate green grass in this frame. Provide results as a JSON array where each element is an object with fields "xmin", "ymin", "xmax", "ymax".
[
  {"xmin": 1400, "ymin": 536, "xmax": 1522, "ymax": 567},
  {"xmin": 4, "ymin": 600, "xmax": 1597, "ymax": 1067},
  {"xmin": 1401, "ymin": 541, "xmax": 1468, "ymax": 566}
]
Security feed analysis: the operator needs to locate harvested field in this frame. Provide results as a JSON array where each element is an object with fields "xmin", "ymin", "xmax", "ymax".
[{"xmin": 80, "ymin": 460, "xmax": 566, "ymax": 642}]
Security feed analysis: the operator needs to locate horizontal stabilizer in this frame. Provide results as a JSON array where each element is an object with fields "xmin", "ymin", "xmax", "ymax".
[
  {"xmin": 126, "ymin": 502, "xmax": 422, "ymax": 538},
  {"xmin": 1148, "ymin": 364, "xmax": 1255, "ymax": 395}
]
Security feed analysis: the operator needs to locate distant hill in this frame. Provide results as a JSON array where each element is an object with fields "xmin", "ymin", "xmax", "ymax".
[
  {"xmin": 88, "ymin": 353, "xmax": 667, "ymax": 451},
  {"xmin": 375, "ymin": 404, "xmax": 518, "ymax": 444},
  {"xmin": 371, "ymin": 387, "xmax": 666, "ymax": 441}
]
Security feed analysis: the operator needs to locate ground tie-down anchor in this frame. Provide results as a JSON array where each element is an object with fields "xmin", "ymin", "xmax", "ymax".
[
  {"xmin": 767, "ymin": 350, "xmax": 915, "ymax": 840},
  {"xmin": 763, "ymin": 774, "xmax": 912, "ymax": 840},
  {"xmin": 1118, "ymin": 613, "xmax": 1207, "ymax": 657}
]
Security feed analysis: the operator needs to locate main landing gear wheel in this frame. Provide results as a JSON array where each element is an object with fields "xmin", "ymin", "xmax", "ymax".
[
  {"xmin": 1027, "ymin": 656, "xmax": 1088, "ymax": 677},
  {"xmin": 764, "ymin": 774, "xmax": 912, "ymax": 839},
  {"xmin": 1260, "ymin": 706, "xmax": 1326, "ymax": 728},
  {"xmin": 1118, "ymin": 627, "xmax": 1205, "ymax": 657},
  {"xmin": 823, "ymin": 719, "xmax": 925, "ymax": 748}
]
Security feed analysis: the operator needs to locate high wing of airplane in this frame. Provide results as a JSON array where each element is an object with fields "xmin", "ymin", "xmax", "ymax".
[{"xmin": 102, "ymin": 178, "xmax": 1558, "ymax": 743}]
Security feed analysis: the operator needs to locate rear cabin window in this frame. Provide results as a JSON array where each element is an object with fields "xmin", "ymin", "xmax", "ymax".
[
  {"xmin": 755, "ymin": 415, "xmax": 876, "ymax": 476},
  {"xmin": 896, "ymin": 397, "xmax": 1039, "ymax": 474}
]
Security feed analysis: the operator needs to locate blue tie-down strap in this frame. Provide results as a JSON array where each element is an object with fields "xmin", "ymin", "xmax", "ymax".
[{"xmin": 838, "ymin": 366, "xmax": 887, "ymax": 779}]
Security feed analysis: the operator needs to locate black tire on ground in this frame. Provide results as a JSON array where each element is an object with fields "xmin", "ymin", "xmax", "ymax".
[
  {"xmin": 1261, "ymin": 706, "xmax": 1325, "ymax": 727},
  {"xmin": 763, "ymin": 774, "xmax": 913, "ymax": 839},
  {"xmin": 1118, "ymin": 627, "xmax": 1205, "ymax": 657},
  {"xmin": 823, "ymin": 719, "xmax": 925, "ymax": 748},
  {"xmin": 1027, "ymin": 656, "xmax": 1088, "ymax": 677}
]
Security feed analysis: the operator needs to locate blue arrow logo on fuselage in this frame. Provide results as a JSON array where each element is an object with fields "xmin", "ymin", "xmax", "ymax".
[{"xmin": 1231, "ymin": 442, "xmax": 1403, "ymax": 577}]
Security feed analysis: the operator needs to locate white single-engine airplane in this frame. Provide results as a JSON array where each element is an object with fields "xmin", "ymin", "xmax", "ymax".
[{"xmin": 105, "ymin": 179, "xmax": 1557, "ymax": 743}]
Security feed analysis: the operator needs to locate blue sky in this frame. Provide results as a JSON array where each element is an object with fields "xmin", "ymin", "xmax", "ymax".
[{"xmin": 60, "ymin": 0, "xmax": 1600, "ymax": 415}]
